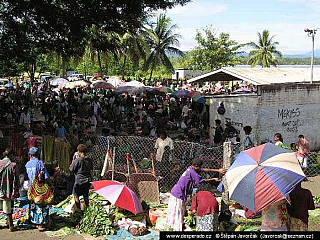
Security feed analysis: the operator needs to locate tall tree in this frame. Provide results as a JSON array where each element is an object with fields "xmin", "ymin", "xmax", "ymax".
[
  {"xmin": 119, "ymin": 30, "xmax": 147, "ymax": 79},
  {"xmin": 246, "ymin": 29, "xmax": 283, "ymax": 67},
  {"xmin": 0, "ymin": 0, "xmax": 190, "ymax": 78},
  {"xmin": 189, "ymin": 26, "xmax": 243, "ymax": 71},
  {"xmin": 144, "ymin": 13, "xmax": 184, "ymax": 80}
]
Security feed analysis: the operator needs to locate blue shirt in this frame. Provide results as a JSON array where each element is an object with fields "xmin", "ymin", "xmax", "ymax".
[{"xmin": 25, "ymin": 158, "xmax": 50, "ymax": 187}]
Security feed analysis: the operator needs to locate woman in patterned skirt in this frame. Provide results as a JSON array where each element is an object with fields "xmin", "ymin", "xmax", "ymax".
[{"xmin": 189, "ymin": 182, "xmax": 219, "ymax": 231}]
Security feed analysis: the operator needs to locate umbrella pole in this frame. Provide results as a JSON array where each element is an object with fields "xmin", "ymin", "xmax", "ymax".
[{"xmin": 112, "ymin": 147, "xmax": 116, "ymax": 181}]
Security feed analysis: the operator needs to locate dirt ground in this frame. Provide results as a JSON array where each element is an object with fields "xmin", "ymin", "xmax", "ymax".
[
  {"xmin": 302, "ymin": 175, "xmax": 320, "ymax": 196},
  {"xmin": 0, "ymin": 176, "xmax": 318, "ymax": 239},
  {"xmin": 0, "ymin": 228, "xmax": 84, "ymax": 240}
]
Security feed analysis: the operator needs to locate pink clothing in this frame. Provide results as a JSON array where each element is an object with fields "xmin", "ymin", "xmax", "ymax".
[
  {"xmin": 296, "ymin": 138, "xmax": 309, "ymax": 158},
  {"xmin": 166, "ymin": 194, "xmax": 186, "ymax": 231}
]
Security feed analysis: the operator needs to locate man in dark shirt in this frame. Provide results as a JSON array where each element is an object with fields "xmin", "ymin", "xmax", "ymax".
[
  {"xmin": 287, "ymin": 182, "xmax": 316, "ymax": 231},
  {"xmin": 69, "ymin": 144, "xmax": 92, "ymax": 209}
]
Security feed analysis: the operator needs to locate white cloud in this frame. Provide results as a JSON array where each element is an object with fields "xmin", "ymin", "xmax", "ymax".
[
  {"xmin": 161, "ymin": 2, "xmax": 228, "ymax": 17},
  {"xmin": 176, "ymin": 22, "xmax": 320, "ymax": 54}
]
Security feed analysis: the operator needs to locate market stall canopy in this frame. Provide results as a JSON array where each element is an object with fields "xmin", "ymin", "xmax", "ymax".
[{"xmin": 188, "ymin": 67, "xmax": 320, "ymax": 85}]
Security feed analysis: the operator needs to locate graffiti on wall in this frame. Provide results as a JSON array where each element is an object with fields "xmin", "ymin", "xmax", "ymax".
[{"xmin": 277, "ymin": 108, "xmax": 301, "ymax": 132}]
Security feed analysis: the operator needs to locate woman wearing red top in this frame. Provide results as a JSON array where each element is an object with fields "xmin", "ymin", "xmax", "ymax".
[{"xmin": 189, "ymin": 183, "xmax": 219, "ymax": 231}]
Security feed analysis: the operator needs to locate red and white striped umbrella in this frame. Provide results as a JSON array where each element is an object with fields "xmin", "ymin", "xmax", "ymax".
[{"xmin": 91, "ymin": 180, "xmax": 143, "ymax": 214}]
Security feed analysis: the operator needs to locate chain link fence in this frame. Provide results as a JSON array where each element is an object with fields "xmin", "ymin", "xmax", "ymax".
[
  {"xmin": 83, "ymin": 134, "xmax": 225, "ymax": 192},
  {"xmin": 83, "ymin": 134, "xmax": 320, "ymax": 192}
]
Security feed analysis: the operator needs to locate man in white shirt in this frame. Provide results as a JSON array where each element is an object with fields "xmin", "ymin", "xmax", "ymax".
[{"xmin": 154, "ymin": 131, "xmax": 174, "ymax": 162}]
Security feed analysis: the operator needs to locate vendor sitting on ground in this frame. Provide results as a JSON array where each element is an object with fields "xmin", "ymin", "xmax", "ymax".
[
  {"xmin": 165, "ymin": 158, "xmax": 226, "ymax": 231},
  {"xmin": 189, "ymin": 182, "xmax": 219, "ymax": 231}
]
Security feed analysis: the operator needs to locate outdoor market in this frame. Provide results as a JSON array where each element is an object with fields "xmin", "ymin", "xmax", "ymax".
[{"xmin": 1, "ymin": 71, "xmax": 320, "ymax": 239}]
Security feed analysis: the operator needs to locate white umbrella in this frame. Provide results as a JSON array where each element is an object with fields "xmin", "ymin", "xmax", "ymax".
[
  {"xmin": 50, "ymin": 78, "xmax": 69, "ymax": 86},
  {"xmin": 120, "ymin": 80, "xmax": 144, "ymax": 88},
  {"xmin": 107, "ymin": 78, "xmax": 123, "ymax": 88}
]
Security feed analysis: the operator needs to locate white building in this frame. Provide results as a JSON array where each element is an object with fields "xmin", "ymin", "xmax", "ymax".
[
  {"xmin": 188, "ymin": 67, "xmax": 320, "ymax": 150},
  {"xmin": 172, "ymin": 68, "xmax": 205, "ymax": 81}
]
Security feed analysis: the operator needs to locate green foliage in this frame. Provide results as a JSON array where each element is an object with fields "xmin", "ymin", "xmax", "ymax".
[
  {"xmin": 144, "ymin": 13, "xmax": 184, "ymax": 79},
  {"xmin": 79, "ymin": 201, "xmax": 115, "ymax": 237},
  {"xmin": 246, "ymin": 29, "xmax": 283, "ymax": 67},
  {"xmin": 0, "ymin": 0, "xmax": 190, "ymax": 78},
  {"xmin": 188, "ymin": 26, "xmax": 243, "ymax": 71}
]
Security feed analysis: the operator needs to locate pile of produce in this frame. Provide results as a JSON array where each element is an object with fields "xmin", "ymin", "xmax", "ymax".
[{"xmin": 78, "ymin": 192, "xmax": 125, "ymax": 237}]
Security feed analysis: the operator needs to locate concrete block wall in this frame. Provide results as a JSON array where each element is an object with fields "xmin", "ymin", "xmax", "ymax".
[
  {"xmin": 209, "ymin": 94, "xmax": 259, "ymax": 145},
  {"xmin": 209, "ymin": 83, "xmax": 320, "ymax": 150},
  {"xmin": 258, "ymin": 83, "xmax": 320, "ymax": 150}
]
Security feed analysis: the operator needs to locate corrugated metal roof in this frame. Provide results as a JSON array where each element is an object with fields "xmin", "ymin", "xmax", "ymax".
[{"xmin": 187, "ymin": 67, "xmax": 320, "ymax": 85}]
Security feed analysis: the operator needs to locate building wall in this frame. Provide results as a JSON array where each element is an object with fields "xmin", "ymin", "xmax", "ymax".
[
  {"xmin": 257, "ymin": 83, "xmax": 320, "ymax": 150},
  {"xmin": 172, "ymin": 69, "xmax": 204, "ymax": 80},
  {"xmin": 208, "ymin": 94, "xmax": 259, "ymax": 145},
  {"xmin": 209, "ymin": 83, "xmax": 320, "ymax": 150}
]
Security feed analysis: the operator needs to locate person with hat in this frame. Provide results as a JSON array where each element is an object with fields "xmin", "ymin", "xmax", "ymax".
[
  {"xmin": 25, "ymin": 147, "xmax": 50, "ymax": 231},
  {"xmin": 165, "ymin": 158, "xmax": 226, "ymax": 231}
]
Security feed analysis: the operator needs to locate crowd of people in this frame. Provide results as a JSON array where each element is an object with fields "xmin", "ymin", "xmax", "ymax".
[{"xmin": 0, "ymin": 79, "xmax": 318, "ymax": 234}]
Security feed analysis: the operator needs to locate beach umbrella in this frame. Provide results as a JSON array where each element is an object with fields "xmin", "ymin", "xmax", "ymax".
[
  {"xmin": 159, "ymin": 86, "xmax": 173, "ymax": 94},
  {"xmin": 193, "ymin": 96, "xmax": 206, "ymax": 104},
  {"xmin": 91, "ymin": 180, "xmax": 143, "ymax": 214},
  {"xmin": 50, "ymin": 78, "xmax": 68, "ymax": 86},
  {"xmin": 107, "ymin": 76, "xmax": 123, "ymax": 87},
  {"xmin": 233, "ymin": 87, "xmax": 252, "ymax": 93},
  {"xmin": 92, "ymin": 80, "xmax": 115, "ymax": 90},
  {"xmin": 115, "ymin": 86, "xmax": 140, "ymax": 95},
  {"xmin": 172, "ymin": 89, "xmax": 189, "ymax": 98},
  {"xmin": 5, "ymin": 82, "xmax": 14, "ymax": 88},
  {"xmin": 120, "ymin": 80, "xmax": 145, "ymax": 88},
  {"xmin": 221, "ymin": 143, "xmax": 305, "ymax": 213},
  {"xmin": 187, "ymin": 90, "xmax": 202, "ymax": 98}
]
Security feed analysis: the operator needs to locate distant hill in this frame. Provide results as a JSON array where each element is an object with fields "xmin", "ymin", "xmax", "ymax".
[{"xmin": 284, "ymin": 50, "xmax": 320, "ymax": 58}]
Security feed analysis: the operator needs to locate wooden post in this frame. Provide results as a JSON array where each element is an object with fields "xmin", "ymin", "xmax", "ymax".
[
  {"xmin": 111, "ymin": 147, "xmax": 116, "ymax": 181},
  {"xmin": 221, "ymin": 141, "xmax": 232, "ymax": 212}
]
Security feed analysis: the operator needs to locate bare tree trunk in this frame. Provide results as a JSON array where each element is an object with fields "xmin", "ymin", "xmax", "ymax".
[
  {"xmin": 62, "ymin": 56, "xmax": 68, "ymax": 77},
  {"xmin": 149, "ymin": 68, "xmax": 154, "ymax": 81},
  {"xmin": 97, "ymin": 50, "xmax": 103, "ymax": 76},
  {"xmin": 122, "ymin": 55, "xmax": 127, "ymax": 80}
]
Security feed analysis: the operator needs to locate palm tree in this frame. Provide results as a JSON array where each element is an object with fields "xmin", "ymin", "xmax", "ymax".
[
  {"xmin": 247, "ymin": 30, "xmax": 283, "ymax": 67},
  {"xmin": 144, "ymin": 14, "xmax": 184, "ymax": 80},
  {"xmin": 118, "ymin": 30, "xmax": 147, "ymax": 79}
]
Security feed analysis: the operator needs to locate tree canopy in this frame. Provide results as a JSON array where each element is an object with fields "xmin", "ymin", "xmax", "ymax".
[
  {"xmin": 188, "ymin": 26, "xmax": 243, "ymax": 71},
  {"xmin": 144, "ymin": 13, "xmax": 184, "ymax": 79},
  {"xmin": 0, "ymin": 0, "xmax": 190, "ymax": 78},
  {"xmin": 246, "ymin": 29, "xmax": 283, "ymax": 67}
]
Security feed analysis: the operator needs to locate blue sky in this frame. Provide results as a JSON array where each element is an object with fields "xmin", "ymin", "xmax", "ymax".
[{"xmin": 157, "ymin": 0, "xmax": 320, "ymax": 54}]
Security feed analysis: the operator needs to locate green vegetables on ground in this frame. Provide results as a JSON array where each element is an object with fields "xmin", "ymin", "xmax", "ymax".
[{"xmin": 313, "ymin": 196, "xmax": 320, "ymax": 204}]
